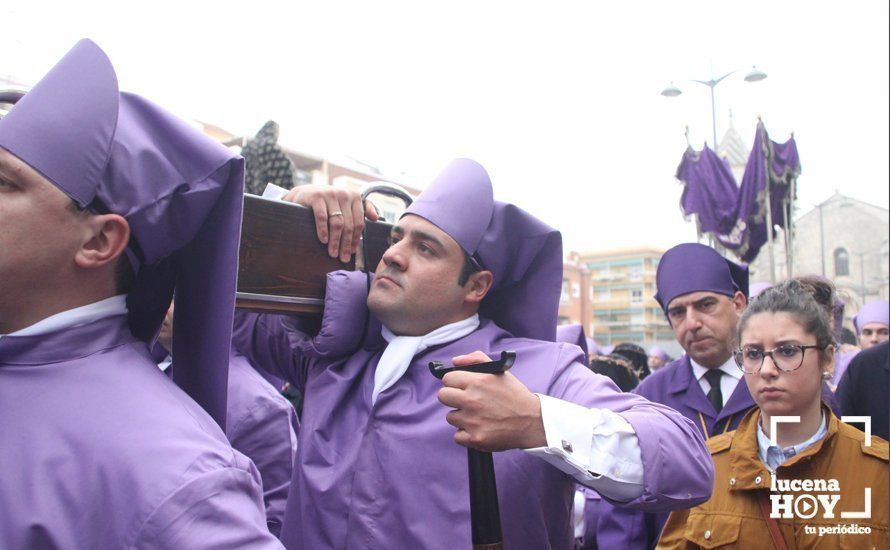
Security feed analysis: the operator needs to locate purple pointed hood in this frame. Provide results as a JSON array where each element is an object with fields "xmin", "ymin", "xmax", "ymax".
[
  {"xmin": 404, "ymin": 159, "xmax": 562, "ymax": 341},
  {"xmin": 654, "ymin": 243, "xmax": 748, "ymax": 312},
  {"xmin": 854, "ymin": 300, "xmax": 890, "ymax": 334},
  {"xmin": 749, "ymin": 282, "xmax": 773, "ymax": 298},
  {"xmin": 556, "ymin": 324, "xmax": 590, "ymax": 366},
  {"xmin": 0, "ymin": 39, "xmax": 243, "ymax": 429},
  {"xmin": 648, "ymin": 346, "xmax": 670, "ymax": 361}
]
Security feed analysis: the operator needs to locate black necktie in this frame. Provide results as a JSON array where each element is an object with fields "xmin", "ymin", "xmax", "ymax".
[{"xmin": 704, "ymin": 369, "xmax": 724, "ymax": 414}]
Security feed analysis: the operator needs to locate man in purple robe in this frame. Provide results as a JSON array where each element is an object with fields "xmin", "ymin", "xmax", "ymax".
[
  {"xmin": 156, "ymin": 303, "xmax": 299, "ymax": 537},
  {"xmin": 647, "ymin": 346, "xmax": 671, "ymax": 372},
  {"xmin": 831, "ymin": 300, "xmax": 890, "ymax": 388},
  {"xmin": 0, "ymin": 40, "xmax": 282, "ymax": 548},
  {"xmin": 597, "ymin": 245, "xmax": 841, "ymax": 548},
  {"xmin": 854, "ymin": 300, "xmax": 890, "ymax": 351},
  {"xmin": 596, "ymin": 243, "xmax": 758, "ymax": 550},
  {"xmin": 234, "ymin": 159, "xmax": 714, "ymax": 549}
]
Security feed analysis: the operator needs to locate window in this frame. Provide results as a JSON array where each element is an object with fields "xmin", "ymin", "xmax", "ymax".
[
  {"xmin": 598, "ymin": 288, "xmax": 611, "ymax": 302},
  {"xmin": 834, "ymin": 248, "xmax": 849, "ymax": 277},
  {"xmin": 572, "ymin": 283, "xmax": 580, "ymax": 298},
  {"xmin": 631, "ymin": 289, "xmax": 643, "ymax": 304},
  {"xmin": 561, "ymin": 279, "xmax": 570, "ymax": 304}
]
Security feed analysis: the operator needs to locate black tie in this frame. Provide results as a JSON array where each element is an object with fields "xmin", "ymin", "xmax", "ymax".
[{"xmin": 704, "ymin": 369, "xmax": 724, "ymax": 414}]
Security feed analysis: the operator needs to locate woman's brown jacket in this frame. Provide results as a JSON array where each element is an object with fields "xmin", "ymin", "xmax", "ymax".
[{"xmin": 657, "ymin": 407, "xmax": 888, "ymax": 549}]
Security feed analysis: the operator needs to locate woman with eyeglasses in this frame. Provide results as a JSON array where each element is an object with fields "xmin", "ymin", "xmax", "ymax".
[{"xmin": 657, "ymin": 278, "xmax": 888, "ymax": 549}]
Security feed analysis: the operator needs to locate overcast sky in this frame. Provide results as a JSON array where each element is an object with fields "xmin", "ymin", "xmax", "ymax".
[{"xmin": 4, "ymin": 1, "xmax": 888, "ymax": 254}]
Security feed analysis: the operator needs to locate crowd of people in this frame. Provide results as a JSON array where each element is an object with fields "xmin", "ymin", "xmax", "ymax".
[{"xmin": 1, "ymin": 39, "xmax": 887, "ymax": 549}]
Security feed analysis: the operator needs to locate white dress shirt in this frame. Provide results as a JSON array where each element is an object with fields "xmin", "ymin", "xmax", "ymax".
[
  {"xmin": 524, "ymin": 384, "xmax": 645, "ymax": 502},
  {"xmin": 690, "ymin": 356, "xmax": 742, "ymax": 406}
]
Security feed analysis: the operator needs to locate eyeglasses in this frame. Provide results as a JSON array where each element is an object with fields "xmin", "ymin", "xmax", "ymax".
[{"xmin": 733, "ymin": 344, "xmax": 825, "ymax": 374}]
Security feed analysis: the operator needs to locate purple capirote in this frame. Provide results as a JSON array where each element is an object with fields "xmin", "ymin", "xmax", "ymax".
[
  {"xmin": 648, "ymin": 346, "xmax": 670, "ymax": 362},
  {"xmin": 854, "ymin": 300, "xmax": 890, "ymax": 334},
  {"xmin": 405, "ymin": 158, "xmax": 563, "ymax": 342},
  {"xmin": 654, "ymin": 243, "xmax": 749, "ymax": 312},
  {"xmin": 749, "ymin": 281, "xmax": 773, "ymax": 298},
  {"xmin": 0, "ymin": 39, "xmax": 243, "ymax": 428}
]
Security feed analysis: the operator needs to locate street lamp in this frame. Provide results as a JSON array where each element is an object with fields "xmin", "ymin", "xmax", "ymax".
[{"xmin": 660, "ymin": 66, "xmax": 768, "ymax": 150}]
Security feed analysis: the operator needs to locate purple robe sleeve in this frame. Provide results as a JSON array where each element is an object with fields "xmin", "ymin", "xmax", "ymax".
[
  {"xmin": 134, "ymin": 465, "xmax": 284, "ymax": 548},
  {"xmin": 227, "ymin": 354, "xmax": 299, "ymax": 538},
  {"xmin": 232, "ymin": 270, "xmax": 373, "ymax": 392},
  {"xmin": 547, "ymin": 358, "xmax": 714, "ymax": 512}
]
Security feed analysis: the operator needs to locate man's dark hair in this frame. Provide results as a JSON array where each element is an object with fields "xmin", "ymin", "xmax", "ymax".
[
  {"xmin": 69, "ymin": 198, "xmax": 135, "ymax": 294},
  {"xmin": 458, "ymin": 253, "xmax": 481, "ymax": 286}
]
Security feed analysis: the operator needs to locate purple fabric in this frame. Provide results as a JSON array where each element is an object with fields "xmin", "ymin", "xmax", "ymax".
[
  {"xmin": 833, "ymin": 349, "xmax": 859, "ymax": 387},
  {"xmin": 654, "ymin": 243, "xmax": 749, "ymax": 311},
  {"xmin": 715, "ymin": 123, "xmax": 800, "ymax": 263},
  {"xmin": 601, "ymin": 345, "xmax": 615, "ymax": 355},
  {"xmin": 405, "ymin": 158, "xmax": 494, "ymax": 255},
  {"xmin": 853, "ymin": 300, "xmax": 890, "ymax": 334},
  {"xmin": 579, "ymin": 486, "xmax": 602, "ymax": 549},
  {"xmin": 0, "ymin": 39, "xmax": 244, "ymax": 428},
  {"xmin": 405, "ymin": 159, "xmax": 563, "ymax": 342},
  {"xmin": 226, "ymin": 352, "xmax": 299, "ymax": 538},
  {"xmin": 557, "ymin": 324, "xmax": 590, "ymax": 366},
  {"xmin": 749, "ymin": 281, "xmax": 773, "ymax": 298},
  {"xmin": 0, "ymin": 316, "xmax": 281, "ymax": 548},
  {"xmin": 647, "ymin": 346, "xmax": 670, "ymax": 362},
  {"xmin": 232, "ymin": 273, "xmax": 715, "ymax": 549},
  {"xmin": 673, "ymin": 122, "xmax": 801, "ymax": 265},
  {"xmin": 675, "ymin": 145, "xmax": 740, "ymax": 235}
]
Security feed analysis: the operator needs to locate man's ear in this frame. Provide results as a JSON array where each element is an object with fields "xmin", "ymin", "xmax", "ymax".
[
  {"xmin": 74, "ymin": 214, "xmax": 130, "ymax": 269},
  {"xmin": 733, "ymin": 290, "xmax": 748, "ymax": 314},
  {"xmin": 464, "ymin": 270, "xmax": 494, "ymax": 305}
]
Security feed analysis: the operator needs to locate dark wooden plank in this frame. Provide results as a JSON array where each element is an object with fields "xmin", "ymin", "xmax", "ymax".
[{"xmin": 236, "ymin": 194, "xmax": 395, "ymax": 314}]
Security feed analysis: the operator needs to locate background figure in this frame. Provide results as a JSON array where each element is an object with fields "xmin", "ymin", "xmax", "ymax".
[
  {"xmin": 598, "ymin": 243, "xmax": 756, "ymax": 550},
  {"xmin": 241, "ymin": 120, "xmax": 296, "ymax": 196},
  {"xmin": 854, "ymin": 299, "xmax": 890, "ymax": 350},
  {"xmin": 591, "ymin": 354, "xmax": 640, "ymax": 393},
  {"xmin": 612, "ymin": 342, "xmax": 651, "ymax": 380},
  {"xmin": 156, "ymin": 303, "xmax": 299, "ymax": 538},
  {"xmin": 658, "ymin": 279, "xmax": 888, "ymax": 549},
  {"xmin": 837, "ymin": 341, "xmax": 890, "ymax": 441},
  {"xmin": 647, "ymin": 346, "xmax": 671, "ymax": 372}
]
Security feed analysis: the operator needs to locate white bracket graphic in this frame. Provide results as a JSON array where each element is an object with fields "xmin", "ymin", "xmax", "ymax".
[
  {"xmin": 769, "ymin": 416, "xmax": 801, "ymax": 446},
  {"xmin": 841, "ymin": 416, "xmax": 872, "ymax": 447}
]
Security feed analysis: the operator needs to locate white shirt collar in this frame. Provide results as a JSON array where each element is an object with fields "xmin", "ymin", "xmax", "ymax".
[
  {"xmin": 756, "ymin": 412, "xmax": 828, "ymax": 472},
  {"xmin": 373, "ymin": 314, "xmax": 480, "ymax": 404},
  {"xmin": 690, "ymin": 355, "xmax": 742, "ymax": 381},
  {"xmin": 0, "ymin": 295, "xmax": 128, "ymax": 340}
]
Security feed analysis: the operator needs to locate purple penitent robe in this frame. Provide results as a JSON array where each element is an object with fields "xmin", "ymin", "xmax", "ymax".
[
  {"xmin": 0, "ymin": 316, "xmax": 283, "ymax": 549},
  {"xmin": 233, "ymin": 271, "xmax": 713, "ymax": 550},
  {"xmin": 226, "ymin": 351, "xmax": 299, "ymax": 537}
]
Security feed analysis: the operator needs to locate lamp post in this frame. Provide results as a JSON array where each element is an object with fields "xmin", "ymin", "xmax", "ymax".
[{"xmin": 661, "ymin": 66, "xmax": 767, "ymax": 151}]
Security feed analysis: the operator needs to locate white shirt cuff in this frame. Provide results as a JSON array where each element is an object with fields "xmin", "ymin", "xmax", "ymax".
[{"xmin": 524, "ymin": 393, "xmax": 645, "ymax": 502}]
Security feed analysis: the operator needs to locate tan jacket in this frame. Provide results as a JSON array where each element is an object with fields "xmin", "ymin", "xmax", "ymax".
[{"xmin": 658, "ymin": 407, "xmax": 888, "ymax": 549}]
